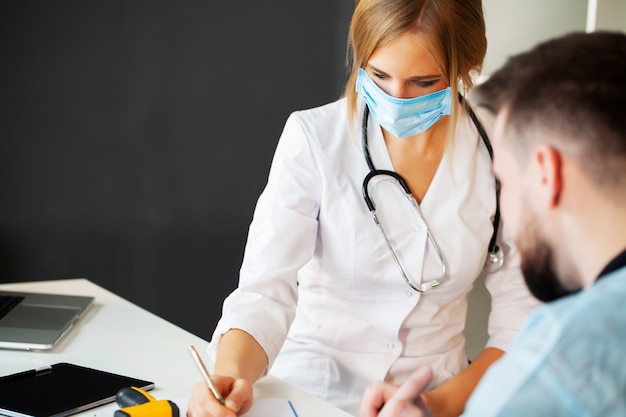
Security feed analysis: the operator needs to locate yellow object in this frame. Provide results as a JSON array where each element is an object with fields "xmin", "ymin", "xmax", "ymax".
[
  {"xmin": 129, "ymin": 386, "xmax": 157, "ymax": 402},
  {"xmin": 114, "ymin": 399, "xmax": 179, "ymax": 417}
]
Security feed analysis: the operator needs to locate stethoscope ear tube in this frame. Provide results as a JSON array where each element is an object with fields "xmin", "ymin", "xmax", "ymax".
[
  {"xmin": 462, "ymin": 95, "xmax": 502, "ymax": 260},
  {"xmin": 361, "ymin": 106, "xmax": 376, "ymax": 172}
]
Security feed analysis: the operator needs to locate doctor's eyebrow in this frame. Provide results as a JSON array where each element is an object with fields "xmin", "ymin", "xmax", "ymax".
[{"xmin": 365, "ymin": 64, "xmax": 441, "ymax": 82}]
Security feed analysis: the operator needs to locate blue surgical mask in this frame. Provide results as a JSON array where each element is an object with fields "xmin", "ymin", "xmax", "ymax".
[{"xmin": 355, "ymin": 68, "xmax": 452, "ymax": 138}]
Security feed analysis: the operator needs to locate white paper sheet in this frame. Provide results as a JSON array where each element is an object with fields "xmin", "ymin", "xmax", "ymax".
[
  {"xmin": 243, "ymin": 398, "xmax": 298, "ymax": 416},
  {"xmin": 172, "ymin": 397, "xmax": 298, "ymax": 417}
]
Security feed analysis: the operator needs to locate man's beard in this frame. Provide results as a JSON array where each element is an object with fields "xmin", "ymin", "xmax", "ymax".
[{"xmin": 517, "ymin": 210, "xmax": 579, "ymax": 302}]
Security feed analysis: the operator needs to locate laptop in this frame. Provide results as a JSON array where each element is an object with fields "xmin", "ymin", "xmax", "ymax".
[{"xmin": 0, "ymin": 290, "xmax": 94, "ymax": 350}]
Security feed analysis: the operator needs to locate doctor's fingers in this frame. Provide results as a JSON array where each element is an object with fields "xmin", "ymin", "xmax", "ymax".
[
  {"xmin": 359, "ymin": 381, "xmax": 401, "ymax": 417},
  {"xmin": 223, "ymin": 378, "xmax": 253, "ymax": 416},
  {"xmin": 187, "ymin": 377, "xmax": 252, "ymax": 417},
  {"xmin": 187, "ymin": 380, "xmax": 232, "ymax": 417}
]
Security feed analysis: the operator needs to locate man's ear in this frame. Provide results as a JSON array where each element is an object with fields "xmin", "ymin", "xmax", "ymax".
[{"xmin": 533, "ymin": 145, "xmax": 563, "ymax": 208}]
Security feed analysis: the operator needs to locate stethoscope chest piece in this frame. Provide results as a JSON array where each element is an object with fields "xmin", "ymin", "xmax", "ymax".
[{"xmin": 484, "ymin": 243, "xmax": 504, "ymax": 273}]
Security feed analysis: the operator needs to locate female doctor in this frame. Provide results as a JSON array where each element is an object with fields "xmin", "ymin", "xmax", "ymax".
[{"xmin": 188, "ymin": 0, "xmax": 539, "ymax": 416}]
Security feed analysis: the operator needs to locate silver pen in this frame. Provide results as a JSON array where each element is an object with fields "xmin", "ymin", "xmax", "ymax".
[{"xmin": 188, "ymin": 345, "xmax": 226, "ymax": 405}]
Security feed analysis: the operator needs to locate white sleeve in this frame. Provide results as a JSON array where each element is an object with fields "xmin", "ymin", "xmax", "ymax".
[
  {"xmin": 207, "ymin": 110, "xmax": 322, "ymax": 369},
  {"xmin": 484, "ymin": 220, "xmax": 543, "ymax": 351}
]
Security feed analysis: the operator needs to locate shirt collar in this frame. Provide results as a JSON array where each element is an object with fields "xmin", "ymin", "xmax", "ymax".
[{"xmin": 597, "ymin": 248, "xmax": 626, "ymax": 281}]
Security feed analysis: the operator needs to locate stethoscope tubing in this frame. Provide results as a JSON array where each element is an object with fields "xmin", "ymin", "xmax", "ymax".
[
  {"xmin": 360, "ymin": 94, "xmax": 503, "ymax": 291},
  {"xmin": 361, "ymin": 105, "xmax": 449, "ymax": 292},
  {"xmin": 361, "ymin": 96, "xmax": 502, "ymax": 252}
]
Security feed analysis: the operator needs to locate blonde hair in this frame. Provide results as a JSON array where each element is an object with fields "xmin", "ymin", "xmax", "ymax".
[{"xmin": 345, "ymin": 0, "xmax": 487, "ymax": 136}]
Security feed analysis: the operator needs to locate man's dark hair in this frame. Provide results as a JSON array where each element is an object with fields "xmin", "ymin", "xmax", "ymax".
[{"xmin": 473, "ymin": 31, "xmax": 626, "ymax": 194}]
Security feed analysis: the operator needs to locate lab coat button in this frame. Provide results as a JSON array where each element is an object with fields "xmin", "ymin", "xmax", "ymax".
[
  {"xmin": 414, "ymin": 225, "xmax": 421, "ymax": 232},
  {"xmin": 387, "ymin": 342, "xmax": 395, "ymax": 351},
  {"xmin": 405, "ymin": 290, "xmax": 413, "ymax": 297}
]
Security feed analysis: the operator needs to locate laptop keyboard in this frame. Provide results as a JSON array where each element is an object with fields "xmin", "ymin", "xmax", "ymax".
[{"xmin": 0, "ymin": 294, "xmax": 25, "ymax": 320}]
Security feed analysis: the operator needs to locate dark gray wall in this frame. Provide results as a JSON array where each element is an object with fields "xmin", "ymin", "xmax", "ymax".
[{"xmin": 0, "ymin": 1, "xmax": 353, "ymax": 339}]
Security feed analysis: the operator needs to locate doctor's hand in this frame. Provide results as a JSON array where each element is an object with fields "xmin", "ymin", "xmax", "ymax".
[
  {"xmin": 359, "ymin": 366, "xmax": 435, "ymax": 417},
  {"xmin": 187, "ymin": 376, "xmax": 253, "ymax": 417}
]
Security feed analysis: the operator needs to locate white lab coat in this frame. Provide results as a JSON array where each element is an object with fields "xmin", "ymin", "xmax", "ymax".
[{"xmin": 209, "ymin": 98, "xmax": 539, "ymax": 415}]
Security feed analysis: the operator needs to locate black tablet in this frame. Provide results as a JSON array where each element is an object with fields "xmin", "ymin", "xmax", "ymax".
[{"xmin": 0, "ymin": 362, "xmax": 155, "ymax": 417}]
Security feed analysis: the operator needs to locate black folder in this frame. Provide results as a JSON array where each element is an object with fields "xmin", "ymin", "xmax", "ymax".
[{"xmin": 0, "ymin": 363, "xmax": 154, "ymax": 417}]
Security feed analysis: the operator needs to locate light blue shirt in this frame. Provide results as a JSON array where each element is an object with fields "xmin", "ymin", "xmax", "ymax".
[{"xmin": 463, "ymin": 266, "xmax": 626, "ymax": 416}]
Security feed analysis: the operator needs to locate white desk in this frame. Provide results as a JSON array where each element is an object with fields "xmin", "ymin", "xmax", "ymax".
[{"xmin": 0, "ymin": 279, "xmax": 353, "ymax": 417}]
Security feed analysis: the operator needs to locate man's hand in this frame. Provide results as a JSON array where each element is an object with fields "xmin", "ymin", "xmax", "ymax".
[{"xmin": 359, "ymin": 367, "xmax": 435, "ymax": 417}]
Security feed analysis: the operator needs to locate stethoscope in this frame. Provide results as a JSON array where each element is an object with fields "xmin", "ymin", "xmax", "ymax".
[{"xmin": 361, "ymin": 97, "xmax": 504, "ymax": 293}]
